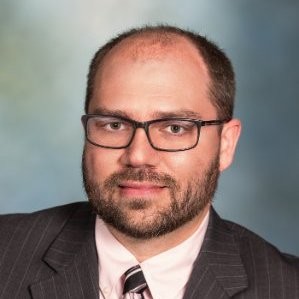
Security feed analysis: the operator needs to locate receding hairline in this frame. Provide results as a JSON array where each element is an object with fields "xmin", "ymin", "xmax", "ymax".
[
  {"xmin": 94, "ymin": 32, "xmax": 212, "ymax": 96},
  {"xmin": 100, "ymin": 31, "xmax": 208, "ymax": 66}
]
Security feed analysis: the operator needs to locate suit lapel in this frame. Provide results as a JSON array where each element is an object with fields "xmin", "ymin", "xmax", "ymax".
[
  {"xmin": 29, "ymin": 204, "xmax": 247, "ymax": 299},
  {"xmin": 30, "ymin": 203, "xmax": 99, "ymax": 299},
  {"xmin": 183, "ymin": 208, "xmax": 248, "ymax": 299}
]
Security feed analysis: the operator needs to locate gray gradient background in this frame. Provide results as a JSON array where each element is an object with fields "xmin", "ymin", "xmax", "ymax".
[{"xmin": 1, "ymin": 1, "xmax": 298, "ymax": 255}]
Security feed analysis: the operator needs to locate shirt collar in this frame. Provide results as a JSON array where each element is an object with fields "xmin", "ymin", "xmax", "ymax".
[{"xmin": 96, "ymin": 211, "xmax": 209, "ymax": 299}]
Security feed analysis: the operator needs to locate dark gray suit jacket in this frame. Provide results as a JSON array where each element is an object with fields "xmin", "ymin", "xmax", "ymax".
[{"xmin": 0, "ymin": 202, "xmax": 298, "ymax": 298}]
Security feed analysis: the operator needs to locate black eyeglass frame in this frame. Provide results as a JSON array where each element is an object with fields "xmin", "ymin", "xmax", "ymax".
[{"xmin": 81, "ymin": 114, "xmax": 231, "ymax": 152}]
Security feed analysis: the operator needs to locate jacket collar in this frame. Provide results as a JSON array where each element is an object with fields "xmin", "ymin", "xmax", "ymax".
[{"xmin": 183, "ymin": 207, "xmax": 248, "ymax": 298}]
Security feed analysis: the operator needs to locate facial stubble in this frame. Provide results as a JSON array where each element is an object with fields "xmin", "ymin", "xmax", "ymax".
[{"xmin": 82, "ymin": 151, "xmax": 219, "ymax": 239}]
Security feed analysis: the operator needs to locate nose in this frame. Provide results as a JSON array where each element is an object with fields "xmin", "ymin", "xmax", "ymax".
[{"xmin": 119, "ymin": 128, "xmax": 159, "ymax": 168}]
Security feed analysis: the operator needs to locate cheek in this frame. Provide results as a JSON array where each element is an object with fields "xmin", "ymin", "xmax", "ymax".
[
  {"xmin": 84, "ymin": 145, "xmax": 121, "ymax": 180},
  {"xmin": 164, "ymin": 152, "xmax": 205, "ymax": 181},
  {"xmin": 163, "ymin": 141, "xmax": 220, "ymax": 182}
]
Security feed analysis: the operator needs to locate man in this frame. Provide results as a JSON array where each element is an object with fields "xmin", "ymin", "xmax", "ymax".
[{"xmin": 0, "ymin": 25, "xmax": 298, "ymax": 299}]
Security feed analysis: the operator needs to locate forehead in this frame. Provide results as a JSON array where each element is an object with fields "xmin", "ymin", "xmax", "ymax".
[{"xmin": 90, "ymin": 35, "xmax": 216, "ymax": 119}]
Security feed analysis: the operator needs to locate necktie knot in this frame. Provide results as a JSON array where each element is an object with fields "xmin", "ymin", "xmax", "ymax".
[{"xmin": 123, "ymin": 265, "xmax": 148, "ymax": 296}]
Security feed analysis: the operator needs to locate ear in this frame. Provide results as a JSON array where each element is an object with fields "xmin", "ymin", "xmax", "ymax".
[{"xmin": 219, "ymin": 119, "xmax": 242, "ymax": 172}]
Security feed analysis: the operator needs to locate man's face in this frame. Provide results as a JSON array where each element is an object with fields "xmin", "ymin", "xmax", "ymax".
[{"xmin": 83, "ymin": 39, "xmax": 224, "ymax": 239}]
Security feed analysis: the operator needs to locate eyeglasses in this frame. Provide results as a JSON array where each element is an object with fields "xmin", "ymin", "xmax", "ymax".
[{"xmin": 81, "ymin": 114, "xmax": 230, "ymax": 152}]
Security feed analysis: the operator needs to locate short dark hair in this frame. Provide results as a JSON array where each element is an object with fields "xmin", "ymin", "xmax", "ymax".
[{"xmin": 85, "ymin": 25, "xmax": 235, "ymax": 119}]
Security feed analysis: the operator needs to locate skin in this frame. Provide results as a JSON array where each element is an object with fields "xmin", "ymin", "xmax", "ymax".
[{"xmin": 83, "ymin": 36, "xmax": 241, "ymax": 261}]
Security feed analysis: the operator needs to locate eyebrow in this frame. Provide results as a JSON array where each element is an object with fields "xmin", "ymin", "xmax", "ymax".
[
  {"xmin": 91, "ymin": 108, "xmax": 132, "ymax": 118},
  {"xmin": 90, "ymin": 108, "xmax": 203, "ymax": 120},
  {"xmin": 151, "ymin": 110, "xmax": 202, "ymax": 119}
]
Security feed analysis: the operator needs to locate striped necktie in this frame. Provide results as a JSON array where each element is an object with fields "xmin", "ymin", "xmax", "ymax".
[{"xmin": 123, "ymin": 265, "xmax": 148, "ymax": 298}]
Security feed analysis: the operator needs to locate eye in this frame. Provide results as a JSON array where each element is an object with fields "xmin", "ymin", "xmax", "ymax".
[
  {"xmin": 91, "ymin": 117, "xmax": 128, "ymax": 132},
  {"xmin": 105, "ymin": 121, "xmax": 126, "ymax": 131},
  {"xmin": 107, "ymin": 122, "xmax": 123, "ymax": 130},
  {"xmin": 168, "ymin": 124, "xmax": 184, "ymax": 134},
  {"xmin": 163, "ymin": 121, "xmax": 194, "ymax": 134}
]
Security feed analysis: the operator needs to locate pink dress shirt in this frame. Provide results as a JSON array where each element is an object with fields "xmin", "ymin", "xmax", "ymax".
[{"xmin": 95, "ymin": 211, "xmax": 209, "ymax": 299}]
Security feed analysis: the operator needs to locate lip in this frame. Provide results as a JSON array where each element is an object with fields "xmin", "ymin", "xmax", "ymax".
[{"xmin": 118, "ymin": 181, "xmax": 166, "ymax": 196}]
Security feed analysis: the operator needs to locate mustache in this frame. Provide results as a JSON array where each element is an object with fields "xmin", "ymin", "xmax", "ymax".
[{"xmin": 103, "ymin": 168, "xmax": 178, "ymax": 189}]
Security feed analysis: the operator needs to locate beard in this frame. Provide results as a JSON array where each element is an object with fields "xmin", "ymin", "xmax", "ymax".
[{"xmin": 82, "ymin": 152, "xmax": 220, "ymax": 240}]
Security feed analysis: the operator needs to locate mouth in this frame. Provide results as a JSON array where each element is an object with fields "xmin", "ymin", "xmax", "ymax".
[{"xmin": 118, "ymin": 181, "xmax": 166, "ymax": 197}]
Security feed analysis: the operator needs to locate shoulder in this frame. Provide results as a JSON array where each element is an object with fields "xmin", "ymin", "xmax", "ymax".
[
  {"xmin": 225, "ymin": 217, "xmax": 298, "ymax": 256},
  {"xmin": 221, "ymin": 215, "xmax": 299, "ymax": 273},
  {"xmin": 0, "ymin": 202, "xmax": 95, "ymax": 297},
  {"xmin": 199, "ymin": 209, "xmax": 299, "ymax": 297},
  {"xmin": 0, "ymin": 202, "xmax": 91, "ymax": 250},
  {"xmin": 0, "ymin": 201, "xmax": 89, "ymax": 223}
]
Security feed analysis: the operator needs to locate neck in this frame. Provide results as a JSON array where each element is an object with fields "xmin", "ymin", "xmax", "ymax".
[{"xmin": 107, "ymin": 204, "xmax": 210, "ymax": 262}]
